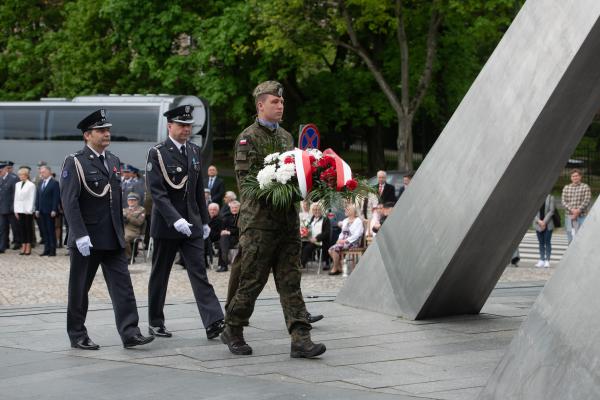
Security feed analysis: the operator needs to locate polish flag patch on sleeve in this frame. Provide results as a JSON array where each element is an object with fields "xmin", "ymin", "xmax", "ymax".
[{"xmin": 239, "ymin": 139, "xmax": 247, "ymax": 145}]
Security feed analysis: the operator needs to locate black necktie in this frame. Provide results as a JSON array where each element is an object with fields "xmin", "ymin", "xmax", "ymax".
[
  {"xmin": 180, "ymin": 146, "xmax": 187, "ymax": 158},
  {"xmin": 98, "ymin": 155, "xmax": 108, "ymax": 173}
]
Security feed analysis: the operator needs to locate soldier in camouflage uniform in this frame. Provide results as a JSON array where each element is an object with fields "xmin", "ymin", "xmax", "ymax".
[{"xmin": 221, "ymin": 81, "xmax": 326, "ymax": 358}]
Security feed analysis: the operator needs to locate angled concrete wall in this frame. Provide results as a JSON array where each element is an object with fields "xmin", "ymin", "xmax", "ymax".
[
  {"xmin": 479, "ymin": 200, "xmax": 600, "ymax": 399},
  {"xmin": 337, "ymin": 0, "xmax": 600, "ymax": 319}
]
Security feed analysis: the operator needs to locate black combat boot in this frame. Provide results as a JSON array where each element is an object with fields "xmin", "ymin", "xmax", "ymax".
[
  {"xmin": 221, "ymin": 324, "xmax": 252, "ymax": 355},
  {"xmin": 290, "ymin": 327, "xmax": 326, "ymax": 358}
]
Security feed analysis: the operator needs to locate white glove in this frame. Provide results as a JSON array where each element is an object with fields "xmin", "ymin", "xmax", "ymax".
[
  {"xmin": 202, "ymin": 224, "xmax": 210, "ymax": 240},
  {"xmin": 174, "ymin": 218, "xmax": 193, "ymax": 237},
  {"xmin": 76, "ymin": 236, "xmax": 93, "ymax": 257}
]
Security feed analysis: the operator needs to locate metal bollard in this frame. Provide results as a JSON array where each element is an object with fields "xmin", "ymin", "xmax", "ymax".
[{"xmin": 342, "ymin": 257, "xmax": 349, "ymax": 277}]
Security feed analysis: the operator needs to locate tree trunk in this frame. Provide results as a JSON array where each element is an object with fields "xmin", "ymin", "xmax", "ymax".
[
  {"xmin": 396, "ymin": 114, "xmax": 413, "ymax": 171},
  {"xmin": 367, "ymin": 120, "xmax": 385, "ymax": 174}
]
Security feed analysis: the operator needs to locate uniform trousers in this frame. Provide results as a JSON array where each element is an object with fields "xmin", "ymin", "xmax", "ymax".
[
  {"xmin": 148, "ymin": 237, "xmax": 223, "ymax": 328},
  {"xmin": 0, "ymin": 213, "xmax": 20, "ymax": 250},
  {"xmin": 39, "ymin": 213, "xmax": 56, "ymax": 254},
  {"xmin": 67, "ymin": 248, "xmax": 141, "ymax": 343},
  {"xmin": 225, "ymin": 228, "xmax": 310, "ymax": 333}
]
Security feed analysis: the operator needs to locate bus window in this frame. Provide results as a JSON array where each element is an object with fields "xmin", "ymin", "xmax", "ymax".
[
  {"xmin": 107, "ymin": 107, "xmax": 159, "ymax": 142},
  {"xmin": 0, "ymin": 108, "xmax": 45, "ymax": 140},
  {"xmin": 47, "ymin": 106, "xmax": 159, "ymax": 142},
  {"xmin": 47, "ymin": 107, "xmax": 96, "ymax": 140}
]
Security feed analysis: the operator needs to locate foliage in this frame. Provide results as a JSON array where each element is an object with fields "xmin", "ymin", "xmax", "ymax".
[{"xmin": 0, "ymin": 0, "xmax": 525, "ymax": 170}]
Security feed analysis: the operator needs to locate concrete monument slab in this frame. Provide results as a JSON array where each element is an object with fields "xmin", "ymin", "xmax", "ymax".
[{"xmin": 337, "ymin": 0, "xmax": 600, "ymax": 319}]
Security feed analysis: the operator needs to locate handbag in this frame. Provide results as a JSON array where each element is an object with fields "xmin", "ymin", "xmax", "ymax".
[{"xmin": 551, "ymin": 206, "xmax": 561, "ymax": 228}]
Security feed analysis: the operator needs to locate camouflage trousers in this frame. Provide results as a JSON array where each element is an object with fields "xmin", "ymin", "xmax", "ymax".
[{"xmin": 225, "ymin": 228, "xmax": 310, "ymax": 333}]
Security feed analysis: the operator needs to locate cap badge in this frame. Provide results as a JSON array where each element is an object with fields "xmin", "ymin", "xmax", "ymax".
[
  {"xmin": 185, "ymin": 105, "xmax": 190, "ymax": 113},
  {"xmin": 176, "ymin": 167, "xmax": 182, "ymax": 172},
  {"xmin": 100, "ymin": 109, "xmax": 106, "ymax": 118}
]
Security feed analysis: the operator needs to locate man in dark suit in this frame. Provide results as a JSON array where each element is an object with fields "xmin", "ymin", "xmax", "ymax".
[
  {"xmin": 376, "ymin": 170, "xmax": 397, "ymax": 204},
  {"xmin": 204, "ymin": 165, "xmax": 225, "ymax": 205},
  {"xmin": 36, "ymin": 165, "xmax": 60, "ymax": 256},
  {"xmin": 146, "ymin": 105, "xmax": 224, "ymax": 340},
  {"xmin": 205, "ymin": 202, "xmax": 222, "ymax": 268},
  {"xmin": 60, "ymin": 109, "xmax": 154, "ymax": 350},
  {"xmin": 397, "ymin": 171, "xmax": 413, "ymax": 199}
]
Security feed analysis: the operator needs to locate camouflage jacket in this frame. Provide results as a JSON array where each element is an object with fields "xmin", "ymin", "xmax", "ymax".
[
  {"xmin": 123, "ymin": 205, "xmax": 146, "ymax": 237},
  {"xmin": 234, "ymin": 120, "xmax": 299, "ymax": 232}
]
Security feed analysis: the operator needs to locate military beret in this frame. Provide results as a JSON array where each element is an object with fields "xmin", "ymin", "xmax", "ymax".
[
  {"xmin": 127, "ymin": 192, "xmax": 140, "ymax": 200},
  {"xmin": 122, "ymin": 164, "xmax": 133, "ymax": 172},
  {"xmin": 77, "ymin": 109, "xmax": 112, "ymax": 132},
  {"xmin": 6, "ymin": 161, "xmax": 14, "ymax": 166},
  {"xmin": 130, "ymin": 165, "xmax": 139, "ymax": 173},
  {"xmin": 253, "ymin": 80, "xmax": 283, "ymax": 98},
  {"xmin": 164, "ymin": 105, "xmax": 194, "ymax": 124}
]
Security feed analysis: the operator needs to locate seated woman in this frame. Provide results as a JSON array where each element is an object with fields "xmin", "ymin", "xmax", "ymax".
[
  {"xmin": 301, "ymin": 203, "xmax": 331, "ymax": 268},
  {"xmin": 327, "ymin": 204, "xmax": 364, "ymax": 275}
]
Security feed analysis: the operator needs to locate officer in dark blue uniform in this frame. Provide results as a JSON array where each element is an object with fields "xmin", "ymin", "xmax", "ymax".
[
  {"xmin": 146, "ymin": 105, "xmax": 224, "ymax": 340},
  {"xmin": 60, "ymin": 109, "xmax": 154, "ymax": 350},
  {"xmin": 0, "ymin": 161, "xmax": 20, "ymax": 252}
]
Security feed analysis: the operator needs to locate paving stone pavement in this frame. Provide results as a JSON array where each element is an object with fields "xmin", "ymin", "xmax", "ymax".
[
  {"xmin": 0, "ymin": 244, "xmax": 552, "ymax": 399},
  {"xmin": 0, "ymin": 244, "xmax": 553, "ymax": 306}
]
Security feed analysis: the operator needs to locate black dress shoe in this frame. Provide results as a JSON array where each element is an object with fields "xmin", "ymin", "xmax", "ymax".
[
  {"xmin": 307, "ymin": 312, "xmax": 324, "ymax": 324},
  {"xmin": 71, "ymin": 336, "xmax": 100, "ymax": 350},
  {"xmin": 216, "ymin": 265, "xmax": 228, "ymax": 272},
  {"xmin": 206, "ymin": 319, "xmax": 225, "ymax": 339},
  {"xmin": 12, "ymin": 244, "xmax": 20, "ymax": 250},
  {"xmin": 123, "ymin": 333, "xmax": 155, "ymax": 348},
  {"xmin": 328, "ymin": 270, "xmax": 341, "ymax": 275},
  {"xmin": 39, "ymin": 253, "xmax": 48, "ymax": 257},
  {"xmin": 48, "ymin": 253, "xmax": 56, "ymax": 257},
  {"xmin": 148, "ymin": 325, "xmax": 172, "ymax": 337}
]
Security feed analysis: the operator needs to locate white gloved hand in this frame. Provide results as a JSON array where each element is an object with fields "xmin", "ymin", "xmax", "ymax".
[
  {"xmin": 76, "ymin": 235, "xmax": 93, "ymax": 257},
  {"xmin": 202, "ymin": 224, "xmax": 210, "ymax": 240},
  {"xmin": 174, "ymin": 218, "xmax": 193, "ymax": 237}
]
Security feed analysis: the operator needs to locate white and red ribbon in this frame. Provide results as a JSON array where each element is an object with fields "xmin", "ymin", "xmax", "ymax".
[
  {"xmin": 280, "ymin": 147, "xmax": 352, "ymax": 198},
  {"xmin": 280, "ymin": 148, "xmax": 313, "ymax": 198},
  {"xmin": 323, "ymin": 149, "xmax": 353, "ymax": 191}
]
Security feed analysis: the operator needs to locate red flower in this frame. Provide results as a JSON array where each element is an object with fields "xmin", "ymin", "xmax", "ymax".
[
  {"xmin": 318, "ymin": 156, "xmax": 334, "ymax": 169},
  {"xmin": 284, "ymin": 156, "xmax": 295, "ymax": 164},
  {"xmin": 345, "ymin": 179, "xmax": 358, "ymax": 191},
  {"xmin": 308, "ymin": 155, "xmax": 316, "ymax": 165}
]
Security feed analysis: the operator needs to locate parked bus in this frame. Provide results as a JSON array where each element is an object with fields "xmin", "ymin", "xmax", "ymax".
[{"xmin": 0, "ymin": 94, "xmax": 212, "ymax": 174}]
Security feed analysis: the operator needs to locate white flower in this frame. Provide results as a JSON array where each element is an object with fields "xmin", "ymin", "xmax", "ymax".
[
  {"xmin": 306, "ymin": 148, "xmax": 323, "ymax": 160},
  {"xmin": 264, "ymin": 152, "xmax": 280, "ymax": 165},
  {"xmin": 257, "ymin": 164, "xmax": 277, "ymax": 188},
  {"xmin": 275, "ymin": 163, "xmax": 296, "ymax": 184},
  {"xmin": 277, "ymin": 151, "xmax": 295, "ymax": 166}
]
